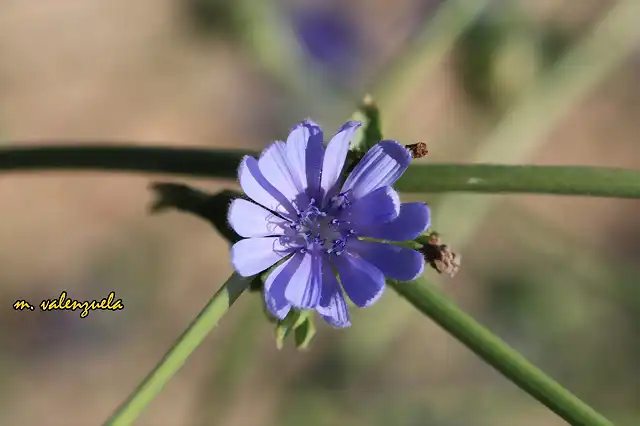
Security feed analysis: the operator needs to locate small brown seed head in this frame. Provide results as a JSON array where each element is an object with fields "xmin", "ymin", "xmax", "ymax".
[
  {"xmin": 421, "ymin": 236, "xmax": 461, "ymax": 277},
  {"xmin": 405, "ymin": 142, "xmax": 429, "ymax": 159}
]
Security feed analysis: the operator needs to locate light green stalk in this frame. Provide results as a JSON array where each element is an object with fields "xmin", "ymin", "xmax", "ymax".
[{"xmin": 103, "ymin": 274, "xmax": 251, "ymax": 426}]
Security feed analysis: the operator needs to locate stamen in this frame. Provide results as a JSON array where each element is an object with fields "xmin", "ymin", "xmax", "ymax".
[
  {"xmin": 297, "ymin": 198, "xmax": 327, "ymax": 222},
  {"xmin": 329, "ymin": 218, "xmax": 350, "ymax": 228},
  {"xmin": 331, "ymin": 190, "xmax": 352, "ymax": 210},
  {"xmin": 302, "ymin": 230, "xmax": 313, "ymax": 244},
  {"xmin": 279, "ymin": 235, "xmax": 291, "ymax": 244},
  {"xmin": 288, "ymin": 195, "xmax": 354, "ymax": 256},
  {"xmin": 328, "ymin": 238, "xmax": 347, "ymax": 255},
  {"xmin": 289, "ymin": 222, "xmax": 301, "ymax": 231}
]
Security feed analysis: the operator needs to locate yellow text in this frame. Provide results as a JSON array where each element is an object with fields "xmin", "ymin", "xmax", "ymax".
[
  {"xmin": 13, "ymin": 300, "xmax": 35, "ymax": 311},
  {"xmin": 39, "ymin": 291, "xmax": 124, "ymax": 318}
]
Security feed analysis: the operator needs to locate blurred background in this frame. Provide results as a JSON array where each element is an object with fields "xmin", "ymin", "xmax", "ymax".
[{"xmin": 0, "ymin": 0, "xmax": 638, "ymax": 425}]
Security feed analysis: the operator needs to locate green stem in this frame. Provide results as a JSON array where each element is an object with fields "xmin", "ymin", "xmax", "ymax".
[
  {"xmin": 0, "ymin": 145, "xmax": 251, "ymax": 178},
  {"xmin": 397, "ymin": 164, "xmax": 640, "ymax": 198},
  {"xmin": 388, "ymin": 277, "xmax": 614, "ymax": 426},
  {"xmin": 103, "ymin": 273, "xmax": 251, "ymax": 426},
  {"xmin": 1, "ymin": 146, "xmax": 639, "ymax": 199}
]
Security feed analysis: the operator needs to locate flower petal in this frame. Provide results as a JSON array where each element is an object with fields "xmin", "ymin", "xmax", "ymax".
[
  {"xmin": 341, "ymin": 140, "xmax": 412, "ymax": 199},
  {"xmin": 316, "ymin": 259, "xmax": 351, "ymax": 328},
  {"xmin": 259, "ymin": 141, "xmax": 308, "ymax": 207},
  {"xmin": 228, "ymin": 199, "xmax": 288, "ymax": 238},
  {"xmin": 286, "ymin": 120, "xmax": 325, "ymax": 200},
  {"xmin": 264, "ymin": 255, "xmax": 303, "ymax": 319},
  {"xmin": 357, "ymin": 202, "xmax": 430, "ymax": 241},
  {"xmin": 332, "ymin": 252, "xmax": 385, "ymax": 308},
  {"xmin": 340, "ymin": 186, "xmax": 400, "ymax": 229},
  {"xmin": 230, "ymin": 237, "xmax": 294, "ymax": 277},
  {"xmin": 284, "ymin": 252, "xmax": 322, "ymax": 309},
  {"xmin": 238, "ymin": 156, "xmax": 295, "ymax": 217},
  {"xmin": 348, "ymin": 240, "xmax": 424, "ymax": 281},
  {"xmin": 320, "ymin": 121, "xmax": 362, "ymax": 202}
]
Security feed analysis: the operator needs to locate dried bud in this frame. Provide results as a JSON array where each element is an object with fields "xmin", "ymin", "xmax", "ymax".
[
  {"xmin": 405, "ymin": 142, "xmax": 429, "ymax": 159},
  {"xmin": 421, "ymin": 236, "xmax": 461, "ymax": 277}
]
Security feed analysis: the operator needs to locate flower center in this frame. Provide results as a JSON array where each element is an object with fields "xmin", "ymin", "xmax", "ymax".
[{"xmin": 282, "ymin": 194, "xmax": 355, "ymax": 256}]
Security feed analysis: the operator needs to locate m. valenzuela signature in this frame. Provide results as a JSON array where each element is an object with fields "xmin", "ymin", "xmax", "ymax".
[{"xmin": 13, "ymin": 291, "xmax": 124, "ymax": 318}]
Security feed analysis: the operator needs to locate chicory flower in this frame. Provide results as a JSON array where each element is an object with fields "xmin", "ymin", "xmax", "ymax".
[
  {"xmin": 291, "ymin": 4, "xmax": 363, "ymax": 80},
  {"xmin": 228, "ymin": 120, "xmax": 430, "ymax": 327}
]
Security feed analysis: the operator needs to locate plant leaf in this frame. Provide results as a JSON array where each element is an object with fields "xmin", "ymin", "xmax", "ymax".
[
  {"xmin": 149, "ymin": 184, "xmax": 265, "ymax": 292},
  {"xmin": 293, "ymin": 313, "xmax": 316, "ymax": 351},
  {"xmin": 275, "ymin": 310, "xmax": 300, "ymax": 350},
  {"xmin": 274, "ymin": 309, "xmax": 316, "ymax": 350},
  {"xmin": 150, "ymin": 183, "xmax": 243, "ymax": 243},
  {"xmin": 348, "ymin": 95, "xmax": 382, "ymax": 155}
]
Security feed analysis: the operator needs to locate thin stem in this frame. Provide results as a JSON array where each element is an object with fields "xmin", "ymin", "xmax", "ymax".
[
  {"xmin": 397, "ymin": 164, "xmax": 640, "ymax": 198},
  {"xmin": 1, "ymin": 146, "xmax": 639, "ymax": 199},
  {"xmin": 388, "ymin": 277, "xmax": 614, "ymax": 426},
  {"xmin": 0, "ymin": 145, "xmax": 251, "ymax": 178},
  {"xmin": 103, "ymin": 273, "xmax": 251, "ymax": 426}
]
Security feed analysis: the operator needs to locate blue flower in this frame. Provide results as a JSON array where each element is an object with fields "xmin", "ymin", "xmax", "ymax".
[
  {"xmin": 228, "ymin": 120, "xmax": 430, "ymax": 327},
  {"xmin": 291, "ymin": 5, "xmax": 363, "ymax": 79}
]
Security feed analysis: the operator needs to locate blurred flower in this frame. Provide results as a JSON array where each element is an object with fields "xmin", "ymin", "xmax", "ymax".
[
  {"xmin": 287, "ymin": 0, "xmax": 445, "ymax": 86},
  {"xmin": 228, "ymin": 120, "xmax": 430, "ymax": 327},
  {"xmin": 290, "ymin": 4, "xmax": 364, "ymax": 81}
]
